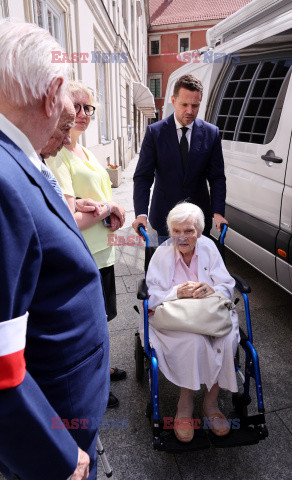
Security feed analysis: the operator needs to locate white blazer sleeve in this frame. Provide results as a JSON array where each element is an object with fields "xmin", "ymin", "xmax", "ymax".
[
  {"xmin": 208, "ymin": 242, "xmax": 235, "ymax": 299},
  {"xmin": 146, "ymin": 244, "xmax": 177, "ymax": 310}
]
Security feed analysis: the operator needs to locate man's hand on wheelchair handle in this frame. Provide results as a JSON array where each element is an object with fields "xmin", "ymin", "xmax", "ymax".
[
  {"xmin": 213, "ymin": 213, "xmax": 228, "ymax": 231},
  {"xmin": 132, "ymin": 215, "xmax": 147, "ymax": 235}
]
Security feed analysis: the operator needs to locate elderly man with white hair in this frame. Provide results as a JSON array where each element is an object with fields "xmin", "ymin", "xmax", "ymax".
[
  {"xmin": 0, "ymin": 20, "xmax": 109, "ymax": 480},
  {"xmin": 145, "ymin": 202, "xmax": 240, "ymax": 443},
  {"xmin": 41, "ymin": 95, "xmax": 76, "ymax": 159}
]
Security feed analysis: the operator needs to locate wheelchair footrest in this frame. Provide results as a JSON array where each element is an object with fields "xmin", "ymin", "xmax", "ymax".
[
  {"xmin": 155, "ymin": 430, "xmax": 210, "ymax": 452},
  {"xmin": 153, "ymin": 420, "xmax": 267, "ymax": 451},
  {"xmin": 208, "ymin": 425, "xmax": 260, "ymax": 448}
]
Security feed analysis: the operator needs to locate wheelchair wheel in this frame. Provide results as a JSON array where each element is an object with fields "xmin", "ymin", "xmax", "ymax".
[{"xmin": 135, "ymin": 332, "xmax": 144, "ymax": 381}]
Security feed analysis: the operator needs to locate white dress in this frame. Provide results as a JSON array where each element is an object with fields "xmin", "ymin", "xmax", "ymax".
[{"xmin": 141, "ymin": 236, "xmax": 240, "ymax": 392}]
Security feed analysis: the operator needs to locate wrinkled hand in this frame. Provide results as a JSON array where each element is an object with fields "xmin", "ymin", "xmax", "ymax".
[
  {"xmin": 177, "ymin": 281, "xmax": 198, "ymax": 299},
  {"xmin": 192, "ymin": 282, "xmax": 215, "ymax": 298},
  {"xmin": 213, "ymin": 213, "xmax": 228, "ymax": 231},
  {"xmin": 132, "ymin": 215, "xmax": 147, "ymax": 235},
  {"xmin": 70, "ymin": 448, "xmax": 90, "ymax": 480},
  {"xmin": 177, "ymin": 281, "xmax": 214, "ymax": 299},
  {"xmin": 108, "ymin": 213, "xmax": 122, "ymax": 232},
  {"xmin": 76, "ymin": 198, "xmax": 103, "ymax": 217},
  {"xmin": 107, "ymin": 202, "xmax": 125, "ymax": 226}
]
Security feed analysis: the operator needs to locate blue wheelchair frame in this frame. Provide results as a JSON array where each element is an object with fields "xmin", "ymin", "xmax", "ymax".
[
  {"xmin": 218, "ymin": 225, "xmax": 265, "ymax": 413},
  {"xmin": 136, "ymin": 225, "xmax": 268, "ymax": 449}
]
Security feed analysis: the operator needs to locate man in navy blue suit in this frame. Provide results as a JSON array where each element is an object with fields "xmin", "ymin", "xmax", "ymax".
[
  {"xmin": 0, "ymin": 20, "xmax": 109, "ymax": 480},
  {"xmin": 132, "ymin": 74, "xmax": 228, "ymax": 241}
]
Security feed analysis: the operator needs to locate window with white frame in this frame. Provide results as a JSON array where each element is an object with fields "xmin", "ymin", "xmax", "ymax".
[
  {"xmin": 96, "ymin": 60, "xmax": 111, "ymax": 143},
  {"xmin": 33, "ymin": 0, "xmax": 65, "ymax": 45},
  {"xmin": 150, "ymin": 37, "xmax": 160, "ymax": 55},
  {"xmin": 122, "ymin": 0, "xmax": 128, "ymax": 32},
  {"xmin": 149, "ymin": 76, "xmax": 161, "ymax": 98},
  {"xmin": 0, "ymin": 0, "xmax": 9, "ymax": 18},
  {"xmin": 178, "ymin": 34, "xmax": 190, "ymax": 53},
  {"xmin": 131, "ymin": 2, "xmax": 135, "ymax": 51},
  {"xmin": 126, "ymin": 83, "xmax": 132, "ymax": 144}
]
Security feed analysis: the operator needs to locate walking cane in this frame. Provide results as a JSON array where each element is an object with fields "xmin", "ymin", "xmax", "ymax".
[{"xmin": 96, "ymin": 436, "xmax": 113, "ymax": 478}]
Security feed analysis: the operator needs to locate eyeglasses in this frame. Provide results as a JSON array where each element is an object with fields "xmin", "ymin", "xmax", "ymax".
[{"xmin": 74, "ymin": 103, "xmax": 96, "ymax": 116}]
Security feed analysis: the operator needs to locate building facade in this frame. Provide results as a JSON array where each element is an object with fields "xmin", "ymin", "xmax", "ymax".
[
  {"xmin": 148, "ymin": 0, "xmax": 253, "ymax": 121},
  {"xmin": 0, "ymin": 0, "xmax": 155, "ymax": 168}
]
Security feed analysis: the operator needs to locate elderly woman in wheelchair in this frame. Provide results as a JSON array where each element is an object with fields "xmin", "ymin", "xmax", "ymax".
[{"xmin": 145, "ymin": 202, "xmax": 239, "ymax": 443}]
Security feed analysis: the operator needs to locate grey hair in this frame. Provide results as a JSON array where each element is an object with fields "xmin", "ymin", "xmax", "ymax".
[
  {"xmin": 0, "ymin": 19, "xmax": 71, "ymax": 106},
  {"xmin": 167, "ymin": 202, "xmax": 205, "ymax": 237}
]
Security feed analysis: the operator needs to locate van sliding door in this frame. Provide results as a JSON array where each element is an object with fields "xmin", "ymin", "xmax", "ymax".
[
  {"xmin": 211, "ymin": 58, "xmax": 292, "ymax": 282},
  {"xmin": 276, "ymin": 132, "xmax": 292, "ymax": 292}
]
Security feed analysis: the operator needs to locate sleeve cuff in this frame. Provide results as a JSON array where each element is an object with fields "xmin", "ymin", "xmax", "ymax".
[{"xmin": 67, "ymin": 448, "xmax": 80, "ymax": 480}]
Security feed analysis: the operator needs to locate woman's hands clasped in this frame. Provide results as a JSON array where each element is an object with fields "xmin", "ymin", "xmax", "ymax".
[
  {"xmin": 177, "ymin": 281, "xmax": 215, "ymax": 299},
  {"xmin": 74, "ymin": 198, "xmax": 125, "ymax": 232}
]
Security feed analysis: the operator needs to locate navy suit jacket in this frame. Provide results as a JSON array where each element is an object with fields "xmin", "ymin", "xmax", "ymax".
[
  {"xmin": 133, "ymin": 114, "xmax": 226, "ymax": 236},
  {"xmin": 0, "ymin": 132, "xmax": 109, "ymax": 480}
]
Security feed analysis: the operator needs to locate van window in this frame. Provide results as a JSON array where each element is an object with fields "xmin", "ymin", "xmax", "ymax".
[{"xmin": 212, "ymin": 58, "xmax": 292, "ymax": 144}]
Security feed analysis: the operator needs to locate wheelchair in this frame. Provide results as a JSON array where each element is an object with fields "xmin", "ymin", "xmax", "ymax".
[{"xmin": 134, "ymin": 224, "xmax": 269, "ymax": 452}]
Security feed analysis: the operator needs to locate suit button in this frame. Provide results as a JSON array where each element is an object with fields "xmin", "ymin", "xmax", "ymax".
[{"xmin": 217, "ymin": 348, "xmax": 221, "ymax": 354}]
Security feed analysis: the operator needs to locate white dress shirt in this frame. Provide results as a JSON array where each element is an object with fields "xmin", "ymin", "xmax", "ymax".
[{"xmin": 174, "ymin": 114, "xmax": 194, "ymax": 148}]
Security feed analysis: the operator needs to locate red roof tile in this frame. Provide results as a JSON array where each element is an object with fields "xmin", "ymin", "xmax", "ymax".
[{"xmin": 149, "ymin": 0, "xmax": 253, "ymax": 26}]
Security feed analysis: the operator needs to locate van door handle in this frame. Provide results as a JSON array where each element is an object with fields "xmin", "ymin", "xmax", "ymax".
[{"xmin": 261, "ymin": 150, "xmax": 283, "ymax": 164}]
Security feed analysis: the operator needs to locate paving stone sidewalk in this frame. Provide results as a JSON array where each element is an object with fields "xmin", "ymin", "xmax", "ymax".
[{"xmin": 99, "ymin": 155, "xmax": 292, "ymax": 480}]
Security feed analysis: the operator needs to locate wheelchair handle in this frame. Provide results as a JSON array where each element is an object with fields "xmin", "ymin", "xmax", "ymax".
[
  {"xmin": 137, "ymin": 224, "xmax": 150, "ymax": 247},
  {"xmin": 219, "ymin": 223, "xmax": 228, "ymax": 245}
]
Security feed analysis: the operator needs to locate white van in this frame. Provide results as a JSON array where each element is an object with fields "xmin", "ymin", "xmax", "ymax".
[{"xmin": 163, "ymin": 0, "xmax": 292, "ymax": 294}]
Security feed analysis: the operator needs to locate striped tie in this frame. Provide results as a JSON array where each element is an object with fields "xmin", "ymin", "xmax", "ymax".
[{"xmin": 41, "ymin": 162, "xmax": 65, "ymax": 201}]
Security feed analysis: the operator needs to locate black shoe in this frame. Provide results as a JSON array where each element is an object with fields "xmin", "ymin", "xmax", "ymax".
[
  {"xmin": 110, "ymin": 367, "xmax": 127, "ymax": 382},
  {"xmin": 107, "ymin": 391, "xmax": 119, "ymax": 408}
]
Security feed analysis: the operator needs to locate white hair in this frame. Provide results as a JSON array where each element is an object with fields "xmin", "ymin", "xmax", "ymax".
[
  {"xmin": 0, "ymin": 19, "xmax": 71, "ymax": 106},
  {"xmin": 167, "ymin": 202, "xmax": 205, "ymax": 237}
]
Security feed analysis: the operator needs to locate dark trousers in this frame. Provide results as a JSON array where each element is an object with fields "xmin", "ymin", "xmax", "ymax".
[{"xmin": 99, "ymin": 265, "xmax": 117, "ymax": 321}]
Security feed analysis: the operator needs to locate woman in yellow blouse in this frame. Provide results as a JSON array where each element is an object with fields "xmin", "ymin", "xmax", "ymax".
[{"xmin": 47, "ymin": 81, "xmax": 126, "ymax": 407}]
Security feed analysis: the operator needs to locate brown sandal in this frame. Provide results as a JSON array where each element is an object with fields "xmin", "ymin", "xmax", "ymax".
[
  {"xmin": 174, "ymin": 413, "xmax": 194, "ymax": 443},
  {"xmin": 202, "ymin": 408, "xmax": 230, "ymax": 436}
]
